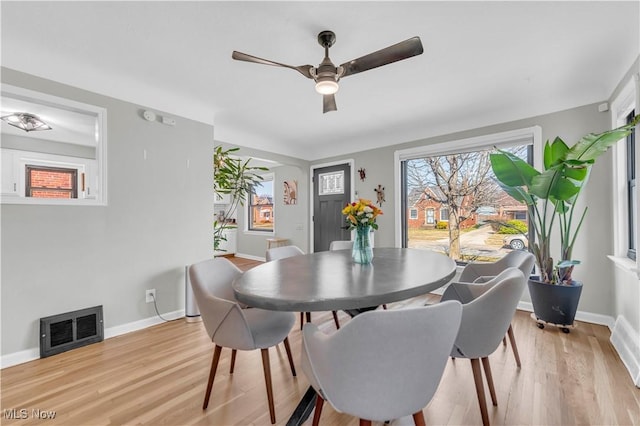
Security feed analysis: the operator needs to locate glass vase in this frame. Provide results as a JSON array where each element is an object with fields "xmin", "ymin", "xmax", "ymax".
[{"xmin": 352, "ymin": 225, "xmax": 373, "ymax": 264}]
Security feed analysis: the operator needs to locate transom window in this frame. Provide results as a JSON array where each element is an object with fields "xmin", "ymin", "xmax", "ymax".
[{"xmin": 318, "ymin": 171, "xmax": 344, "ymax": 195}]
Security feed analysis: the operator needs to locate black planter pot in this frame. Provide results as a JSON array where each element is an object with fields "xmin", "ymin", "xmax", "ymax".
[{"xmin": 528, "ymin": 278, "xmax": 583, "ymax": 327}]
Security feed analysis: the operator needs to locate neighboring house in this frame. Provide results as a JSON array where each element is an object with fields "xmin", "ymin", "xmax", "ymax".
[
  {"xmin": 407, "ymin": 187, "xmax": 528, "ymax": 229},
  {"xmin": 251, "ymin": 194, "xmax": 273, "ymax": 224},
  {"xmin": 406, "ymin": 186, "xmax": 476, "ymax": 229}
]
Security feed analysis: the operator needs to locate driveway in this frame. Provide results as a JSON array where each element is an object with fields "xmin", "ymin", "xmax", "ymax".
[{"xmin": 409, "ymin": 224, "xmax": 512, "ymax": 258}]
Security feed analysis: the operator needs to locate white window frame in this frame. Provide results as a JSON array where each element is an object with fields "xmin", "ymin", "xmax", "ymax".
[
  {"xmin": 394, "ymin": 126, "xmax": 542, "ymax": 248},
  {"xmin": 610, "ymin": 76, "xmax": 638, "ymax": 275},
  {"xmin": 409, "ymin": 208, "xmax": 418, "ymax": 220},
  {"xmin": 245, "ymin": 172, "xmax": 275, "ymax": 235},
  {"xmin": 439, "ymin": 207, "xmax": 449, "ymax": 222},
  {"xmin": 1, "ymin": 84, "xmax": 107, "ymax": 206}
]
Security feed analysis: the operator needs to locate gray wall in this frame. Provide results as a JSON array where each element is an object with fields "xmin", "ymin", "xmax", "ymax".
[
  {"xmin": 1, "ymin": 69, "xmax": 214, "ymax": 356},
  {"xmin": 213, "ymin": 142, "xmax": 310, "ymax": 257},
  {"xmin": 313, "ymin": 103, "xmax": 616, "ymax": 317}
]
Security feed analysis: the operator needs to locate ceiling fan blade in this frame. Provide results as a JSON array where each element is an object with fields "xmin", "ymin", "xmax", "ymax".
[
  {"xmin": 339, "ymin": 37, "xmax": 423, "ymax": 78},
  {"xmin": 323, "ymin": 94, "xmax": 337, "ymax": 114},
  {"xmin": 232, "ymin": 51, "xmax": 313, "ymax": 79}
]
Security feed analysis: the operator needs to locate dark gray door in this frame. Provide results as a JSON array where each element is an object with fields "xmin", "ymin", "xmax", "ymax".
[{"xmin": 313, "ymin": 163, "xmax": 351, "ymax": 252}]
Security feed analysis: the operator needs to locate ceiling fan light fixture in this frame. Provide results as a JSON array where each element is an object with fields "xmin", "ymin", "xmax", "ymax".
[
  {"xmin": 315, "ymin": 77, "xmax": 339, "ymax": 95},
  {"xmin": 1, "ymin": 112, "xmax": 52, "ymax": 132}
]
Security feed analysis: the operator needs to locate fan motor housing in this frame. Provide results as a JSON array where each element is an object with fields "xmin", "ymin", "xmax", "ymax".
[{"xmin": 317, "ymin": 31, "xmax": 336, "ymax": 48}]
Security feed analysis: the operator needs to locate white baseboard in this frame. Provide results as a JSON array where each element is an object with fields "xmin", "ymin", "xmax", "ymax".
[
  {"xmin": 610, "ymin": 315, "xmax": 640, "ymax": 388},
  {"xmin": 234, "ymin": 252, "xmax": 266, "ymax": 262},
  {"xmin": 0, "ymin": 309, "xmax": 184, "ymax": 369},
  {"xmin": 516, "ymin": 301, "xmax": 616, "ymax": 329}
]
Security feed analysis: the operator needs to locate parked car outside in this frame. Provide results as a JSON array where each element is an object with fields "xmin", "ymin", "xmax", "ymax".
[{"xmin": 503, "ymin": 234, "xmax": 527, "ymax": 250}]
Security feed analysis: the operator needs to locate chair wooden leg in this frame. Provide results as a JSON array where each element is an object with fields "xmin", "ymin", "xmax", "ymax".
[
  {"xmin": 481, "ymin": 357, "xmax": 498, "ymax": 406},
  {"xmin": 332, "ymin": 311, "xmax": 341, "ymax": 329},
  {"xmin": 470, "ymin": 358, "xmax": 490, "ymax": 426},
  {"xmin": 283, "ymin": 337, "xmax": 296, "ymax": 376},
  {"xmin": 507, "ymin": 324, "xmax": 522, "ymax": 368},
  {"xmin": 229, "ymin": 349, "xmax": 237, "ymax": 374},
  {"xmin": 300, "ymin": 312, "xmax": 304, "ymax": 330},
  {"xmin": 312, "ymin": 394, "xmax": 324, "ymax": 426},
  {"xmin": 502, "ymin": 336, "xmax": 507, "ymax": 346},
  {"xmin": 382, "ymin": 304, "xmax": 388, "ymax": 310},
  {"xmin": 412, "ymin": 410, "xmax": 426, "ymax": 426},
  {"xmin": 360, "ymin": 420, "xmax": 372, "ymax": 426},
  {"xmin": 261, "ymin": 348, "xmax": 276, "ymax": 424},
  {"xmin": 306, "ymin": 312, "xmax": 312, "ymax": 323},
  {"xmin": 203, "ymin": 345, "xmax": 222, "ymax": 410}
]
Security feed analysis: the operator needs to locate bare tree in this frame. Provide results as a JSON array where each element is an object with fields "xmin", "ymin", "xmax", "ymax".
[{"xmin": 406, "ymin": 149, "xmax": 502, "ymax": 259}]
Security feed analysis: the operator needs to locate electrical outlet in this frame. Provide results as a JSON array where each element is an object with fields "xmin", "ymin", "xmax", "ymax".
[{"xmin": 145, "ymin": 289, "xmax": 156, "ymax": 303}]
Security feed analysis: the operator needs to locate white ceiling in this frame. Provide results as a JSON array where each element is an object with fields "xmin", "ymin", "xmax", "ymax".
[{"xmin": 2, "ymin": 1, "xmax": 638, "ymax": 161}]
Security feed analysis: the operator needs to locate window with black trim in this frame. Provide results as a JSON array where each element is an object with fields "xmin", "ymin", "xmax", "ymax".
[
  {"xmin": 26, "ymin": 165, "xmax": 78, "ymax": 199},
  {"xmin": 627, "ymin": 110, "xmax": 636, "ymax": 260},
  {"xmin": 248, "ymin": 176, "xmax": 274, "ymax": 232},
  {"xmin": 402, "ymin": 139, "xmax": 533, "ymax": 264}
]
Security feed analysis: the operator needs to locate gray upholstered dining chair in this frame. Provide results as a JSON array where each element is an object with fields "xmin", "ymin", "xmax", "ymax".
[
  {"xmin": 457, "ymin": 250, "xmax": 535, "ymax": 367},
  {"xmin": 328, "ymin": 240, "xmax": 353, "ymax": 251},
  {"xmin": 188, "ymin": 258, "xmax": 296, "ymax": 424},
  {"xmin": 441, "ymin": 267, "xmax": 526, "ymax": 426},
  {"xmin": 266, "ymin": 245, "xmax": 341, "ymax": 330},
  {"xmin": 301, "ymin": 301, "xmax": 463, "ymax": 426}
]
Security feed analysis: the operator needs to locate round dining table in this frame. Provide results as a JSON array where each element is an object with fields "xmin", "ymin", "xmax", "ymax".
[
  {"xmin": 232, "ymin": 247, "xmax": 456, "ymax": 426},
  {"xmin": 233, "ymin": 247, "xmax": 457, "ymax": 313}
]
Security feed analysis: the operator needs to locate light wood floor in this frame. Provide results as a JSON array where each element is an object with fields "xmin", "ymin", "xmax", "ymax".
[{"xmin": 2, "ymin": 256, "xmax": 639, "ymax": 425}]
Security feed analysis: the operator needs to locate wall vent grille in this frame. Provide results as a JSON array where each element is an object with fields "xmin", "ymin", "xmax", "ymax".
[{"xmin": 40, "ymin": 305, "xmax": 103, "ymax": 358}]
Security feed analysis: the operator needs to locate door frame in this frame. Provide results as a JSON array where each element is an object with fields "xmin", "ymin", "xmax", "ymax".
[{"xmin": 309, "ymin": 159, "xmax": 355, "ymax": 253}]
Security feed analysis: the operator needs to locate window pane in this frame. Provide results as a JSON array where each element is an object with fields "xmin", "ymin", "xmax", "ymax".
[
  {"xmin": 26, "ymin": 165, "xmax": 78, "ymax": 199},
  {"xmin": 318, "ymin": 171, "xmax": 344, "ymax": 195},
  {"xmin": 249, "ymin": 179, "xmax": 274, "ymax": 232},
  {"xmin": 627, "ymin": 110, "xmax": 636, "ymax": 259},
  {"xmin": 404, "ymin": 144, "xmax": 531, "ymax": 263}
]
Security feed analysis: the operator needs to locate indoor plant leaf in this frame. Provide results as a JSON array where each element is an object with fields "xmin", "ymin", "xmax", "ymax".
[{"xmin": 490, "ymin": 150, "xmax": 540, "ymax": 187}]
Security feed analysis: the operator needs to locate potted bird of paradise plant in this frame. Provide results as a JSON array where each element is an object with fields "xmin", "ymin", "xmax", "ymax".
[{"xmin": 490, "ymin": 116, "xmax": 638, "ymax": 330}]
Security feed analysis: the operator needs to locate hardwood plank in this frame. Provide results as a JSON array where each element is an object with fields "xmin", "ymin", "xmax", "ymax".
[{"xmin": 1, "ymin": 255, "xmax": 638, "ymax": 425}]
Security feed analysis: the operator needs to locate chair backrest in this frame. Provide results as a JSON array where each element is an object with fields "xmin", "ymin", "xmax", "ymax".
[
  {"xmin": 444, "ymin": 267, "xmax": 525, "ymax": 358},
  {"xmin": 301, "ymin": 301, "xmax": 463, "ymax": 422},
  {"xmin": 329, "ymin": 240, "xmax": 353, "ymax": 251},
  {"xmin": 459, "ymin": 250, "xmax": 535, "ymax": 283},
  {"xmin": 265, "ymin": 245, "xmax": 304, "ymax": 261},
  {"xmin": 188, "ymin": 258, "xmax": 256, "ymax": 350}
]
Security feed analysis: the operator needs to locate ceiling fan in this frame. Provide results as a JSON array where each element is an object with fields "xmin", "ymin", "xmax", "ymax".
[{"xmin": 232, "ymin": 31, "xmax": 424, "ymax": 113}]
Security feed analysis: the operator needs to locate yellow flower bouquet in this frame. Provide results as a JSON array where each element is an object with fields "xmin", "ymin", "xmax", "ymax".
[{"xmin": 341, "ymin": 198, "xmax": 383, "ymax": 230}]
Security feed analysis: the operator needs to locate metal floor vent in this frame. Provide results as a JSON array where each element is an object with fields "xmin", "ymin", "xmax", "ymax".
[{"xmin": 40, "ymin": 305, "xmax": 104, "ymax": 358}]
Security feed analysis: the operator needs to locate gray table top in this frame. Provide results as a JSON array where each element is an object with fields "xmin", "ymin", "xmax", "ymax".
[{"xmin": 233, "ymin": 247, "xmax": 456, "ymax": 312}]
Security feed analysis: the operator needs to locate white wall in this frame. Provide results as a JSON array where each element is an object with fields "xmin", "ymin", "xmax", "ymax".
[
  {"xmin": 608, "ymin": 56, "xmax": 640, "ymax": 387},
  {"xmin": 1, "ymin": 68, "xmax": 214, "ymax": 360}
]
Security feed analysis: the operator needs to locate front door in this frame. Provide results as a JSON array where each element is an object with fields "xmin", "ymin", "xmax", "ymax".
[{"xmin": 313, "ymin": 163, "xmax": 351, "ymax": 252}]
